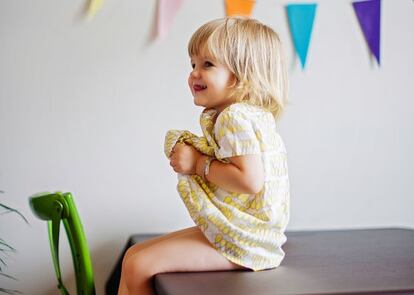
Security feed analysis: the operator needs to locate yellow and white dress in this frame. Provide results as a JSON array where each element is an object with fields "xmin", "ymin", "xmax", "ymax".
[{"xmin": 164, "ymin": 102, "xmax": 290, "ymax": 271}]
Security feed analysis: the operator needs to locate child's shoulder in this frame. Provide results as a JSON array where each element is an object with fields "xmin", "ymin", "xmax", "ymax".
[{"xmin": 217, "ymin": 102, "xmax": 272, "ymax": 124}]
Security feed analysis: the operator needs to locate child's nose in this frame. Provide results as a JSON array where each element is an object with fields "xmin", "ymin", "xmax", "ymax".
[{"xmin": 190, "ymin": 69, "xmax": 200, "ymax": 79}]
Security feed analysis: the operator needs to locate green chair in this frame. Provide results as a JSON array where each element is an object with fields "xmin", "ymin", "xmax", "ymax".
[{"xmin": 29, "ymin": 192, "xmax": 95, "ymax": 295}]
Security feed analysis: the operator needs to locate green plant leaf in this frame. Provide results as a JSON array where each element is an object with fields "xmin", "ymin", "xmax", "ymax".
[
  {"xmin": 0, "ymin": 258, "xmax": 5, "ymax": 271},
  {"xmin": 0, "ymin": 272, "xmax": 18, "ymax": 280},
  {"xmin": 0, "ymin": 240, "xmax": 16, "ymax": 252},
  {"xmin": 0, "ymin": 273, "xmax": 21, "ymax": 295},
  {"xmin": 0, "ymin": 290, "xmax": 21, "ymax": 295},
  {"xmin": 0, "ymin": 191, "xmax": 28, "ymax": 224},
  {"xmin": 0, "ymin": 204, "xmax": 29, "ymax": 224},
  {"xmin": 0, "ymin": 191, "xmax": 26, "ymax": 295}
]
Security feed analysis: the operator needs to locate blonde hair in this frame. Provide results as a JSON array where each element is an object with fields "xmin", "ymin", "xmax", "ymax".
[{"xmin": 188, "ymin": 17, "xmax": 289, "ymax": 120}]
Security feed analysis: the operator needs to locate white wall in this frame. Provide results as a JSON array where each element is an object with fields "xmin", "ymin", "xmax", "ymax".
[{"xmin": 1, "ymin": 0, "xmax": 413, "ymax": 294}]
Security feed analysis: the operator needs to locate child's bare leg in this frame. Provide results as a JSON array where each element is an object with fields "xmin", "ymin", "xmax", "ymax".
[
  {"xmin": 117, "ymin": 226, "xmax": 199, "ymax": 295},
  {"xmin": 119, "ymin": 226, "xmax": 247, "ymax": 295},
  {"xmin": 122, "ymin": 226, "xmax": 199, "ymax": 261}
]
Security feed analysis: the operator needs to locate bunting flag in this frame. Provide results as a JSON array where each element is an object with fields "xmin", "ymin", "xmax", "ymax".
[
  {"xmin": 225, "ymin": 0, "xmax": 256, "ymax": 17},
  {"xmin": 352, "ymin": 0, "xmax": 381, "ymax": 65},
  {"xmin": 286, "ymin": 3, "xmax": 317, "ymax": 69},
  {"xmin": 155, "ymin": 0, "xmax": 184, "ymax": 42},
  {"xmin": 86, "ymin": 0, "xmax": 103, "ymax": 19}
]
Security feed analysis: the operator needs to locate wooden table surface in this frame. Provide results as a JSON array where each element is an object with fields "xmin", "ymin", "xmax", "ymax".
[{"xmin": 106, "ymin": 228, "xmax": 414, "ymax": 295}]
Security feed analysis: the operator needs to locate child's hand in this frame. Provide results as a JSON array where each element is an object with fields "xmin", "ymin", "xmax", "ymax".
[{"xmin": 169, "ymin": 143, "xmax": 202, "ymax": 175}]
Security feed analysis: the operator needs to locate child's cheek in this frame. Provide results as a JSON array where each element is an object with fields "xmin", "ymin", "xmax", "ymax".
[{"xmin": 187, "ymin": 76, "xmax": 194, "ymax": 95}]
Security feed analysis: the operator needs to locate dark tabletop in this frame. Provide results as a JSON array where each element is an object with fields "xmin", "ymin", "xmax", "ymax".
[{"xmin": 106, "ymin": 228, "xmax": 414, "ymax": 295}]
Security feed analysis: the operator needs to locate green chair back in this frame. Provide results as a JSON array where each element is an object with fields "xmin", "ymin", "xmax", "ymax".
[{"xmin": 29, "ymin": 192, "xmax": 95, "ymax": 295}]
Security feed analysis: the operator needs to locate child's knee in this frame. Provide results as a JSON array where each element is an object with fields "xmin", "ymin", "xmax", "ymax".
[
  {"xmin": 122, "ymin": 243, "xmax": 149, "ymax": 269},
  {"xmin": 122, "ymin": 248, "xmax": 157, "ymax": 280}
]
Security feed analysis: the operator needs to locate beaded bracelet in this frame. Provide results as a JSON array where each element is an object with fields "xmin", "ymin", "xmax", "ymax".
[{"xmin": 202, "ymin": 156, "xmax": 215, "ymax": 182}]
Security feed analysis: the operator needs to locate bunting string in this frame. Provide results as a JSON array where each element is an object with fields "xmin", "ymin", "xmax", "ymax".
[{"xmin": 83, "ymin": 0, "xmax": 383, "ymax": 69}]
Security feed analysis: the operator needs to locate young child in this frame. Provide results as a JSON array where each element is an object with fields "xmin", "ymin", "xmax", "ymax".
[{"xmin": 118, "ymin": 17, "xmax": 289, "ymax": 295}]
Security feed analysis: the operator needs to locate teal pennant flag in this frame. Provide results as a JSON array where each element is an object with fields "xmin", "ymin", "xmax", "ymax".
[{"xmin": 286, "ymin": 3, "xmax": 318, "ymax": 69}]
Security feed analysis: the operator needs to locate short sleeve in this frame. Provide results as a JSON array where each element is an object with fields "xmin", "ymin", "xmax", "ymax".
[{"xmin": 214, "ymin": 110, "xmax": 261, "ymax": 159}]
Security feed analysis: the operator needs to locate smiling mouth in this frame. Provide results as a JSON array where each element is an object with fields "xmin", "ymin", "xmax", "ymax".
[{"xmin": 193, "ymin": 84, "xmax": 207, "ymax": 92}]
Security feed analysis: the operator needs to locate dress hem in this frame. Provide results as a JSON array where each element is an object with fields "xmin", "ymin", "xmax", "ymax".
[{"xmin": 195, "ymin": 223, "xmax": 282, "ymax": 272}]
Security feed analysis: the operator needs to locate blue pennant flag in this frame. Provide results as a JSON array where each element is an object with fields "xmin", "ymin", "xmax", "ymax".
[{"xmin": 286, "ymin": 3, "xmax": 318, "ymax": 69}]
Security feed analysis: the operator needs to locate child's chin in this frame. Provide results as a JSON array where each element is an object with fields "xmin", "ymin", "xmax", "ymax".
[{"xmin": 193, "ymin": 98, "xmax": 207, "ymax": 107}]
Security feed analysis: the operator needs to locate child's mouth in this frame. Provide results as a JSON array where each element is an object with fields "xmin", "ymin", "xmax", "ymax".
[{"xmin": 193, "ymin": 84, "xmax": 207, "ymax": 92}]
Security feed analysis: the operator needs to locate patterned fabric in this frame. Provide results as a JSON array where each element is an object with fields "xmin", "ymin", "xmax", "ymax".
[{"xmin": 164, "ymin": 102, "xmax": 290, "ymax": 271}]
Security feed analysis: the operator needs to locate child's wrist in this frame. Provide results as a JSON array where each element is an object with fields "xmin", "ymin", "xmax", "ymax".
[
  {"xmin": 196, "ymin": 155, "xmax": 216, "ymax": 182},
  {"xmin": 196, "ymin": 155, "xmax": 208, "ymax": 178}
]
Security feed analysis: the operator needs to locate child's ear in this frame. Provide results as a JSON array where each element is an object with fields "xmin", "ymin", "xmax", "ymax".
[{"xmin": 228, "ymin": 74, "xmax": 238, "ymax": 88}]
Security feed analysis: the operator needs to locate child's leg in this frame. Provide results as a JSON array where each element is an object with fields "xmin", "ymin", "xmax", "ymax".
[
  {"xmin": 122, "ymin": 226, "xmax": 199, "ymax": 262},
  {"xmin": 117, "ymin": 226, "xmax": 200, "ymax": 295},
  {"xmin": 118, "ymin": 226, "xmax": 248, "ymax": 295}
]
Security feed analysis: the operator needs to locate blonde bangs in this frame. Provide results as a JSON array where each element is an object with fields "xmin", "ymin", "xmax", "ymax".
[{"xmin": 188, "ymin": 19, "xmax": 228, "ymax": 63}]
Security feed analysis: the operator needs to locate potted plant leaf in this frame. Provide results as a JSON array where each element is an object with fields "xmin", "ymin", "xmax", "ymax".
[{"xmin": 0, "ymin": 190, "xmax": 28, "ymax": 295}]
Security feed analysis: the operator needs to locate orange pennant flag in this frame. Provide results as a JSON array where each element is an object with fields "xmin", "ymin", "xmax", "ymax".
[{"xmin": 225, "ymin": 0, "xmax": 256, "ymax": 17}]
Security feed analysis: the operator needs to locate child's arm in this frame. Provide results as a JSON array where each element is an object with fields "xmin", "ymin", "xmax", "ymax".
[
  {"xmin": 170, "ymin": 143, "xmax": 264, "ymax": 194},
  {"xmin": 195, "ymin": 154, "xmax": 264, "ymax": 194}
]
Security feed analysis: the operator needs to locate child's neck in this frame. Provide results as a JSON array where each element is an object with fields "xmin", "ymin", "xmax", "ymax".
[{"xmin": 214, "ymin": 101, "xmax": 237, "ymax": 116}]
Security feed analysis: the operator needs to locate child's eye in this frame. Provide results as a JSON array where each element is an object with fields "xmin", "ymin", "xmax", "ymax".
[
  {"xmin": 204, "ymin": 61, "xmax": 214, "ymax": 68},
  {"xmin": 191, "ymin": 63, "xmax": 195, "ymax": 69}
]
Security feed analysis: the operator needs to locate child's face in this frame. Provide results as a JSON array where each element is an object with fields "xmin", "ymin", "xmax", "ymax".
[{"xmin": 188, "ymin": 53, "xmax": 236, "ymax": 113}]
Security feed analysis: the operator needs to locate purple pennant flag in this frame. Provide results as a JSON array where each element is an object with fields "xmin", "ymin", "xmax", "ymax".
[{"xmin": 352, "ymin": 0, "xmax": 381, "ymax": 65}]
